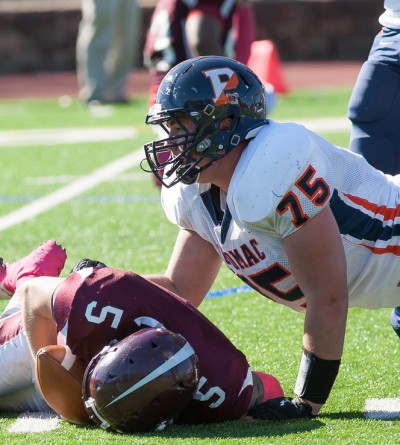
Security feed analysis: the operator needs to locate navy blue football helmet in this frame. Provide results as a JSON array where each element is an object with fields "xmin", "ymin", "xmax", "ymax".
[{"xmin": 143, "ymin": 56, "xmax": 268, "ymax": 187}]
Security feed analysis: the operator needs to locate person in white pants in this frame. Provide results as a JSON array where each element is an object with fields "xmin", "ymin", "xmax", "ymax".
[{"xmin": 76, "ymin": 0, "xmax": 140, "ymax": 104}]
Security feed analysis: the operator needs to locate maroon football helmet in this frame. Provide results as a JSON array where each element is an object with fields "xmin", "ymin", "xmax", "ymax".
[{"xmin": 82, "ymin": 328, "xmax": 199, "ymax": 433}]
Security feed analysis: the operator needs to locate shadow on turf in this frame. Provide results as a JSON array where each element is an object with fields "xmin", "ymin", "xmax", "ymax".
[
  {"xmin": 60, "ymin": 418, "xmax": 321, "ymax": 438},
  {"xmin": 100, "ymin": 411, "xmax": 381, "ymax": 438},
  {"xmin": 76, "ymin": 419, "xmax": 324, "ymax": 438},
  {"xmin": 165, "ymin": 420, "xmax": 323, "ymax": 438},
  {"xmin": 4, "ymin": 411, "xmax": 376, "ymax": 438}
]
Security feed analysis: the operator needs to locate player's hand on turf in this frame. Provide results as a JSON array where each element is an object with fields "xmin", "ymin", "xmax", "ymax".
[
  {"xmin": 70, "ymin": 258, "xmax": 107, "ymax": 273},
  {"xmin": 248, "ymin": 396, "xmax": 315, "ymax": 420}
]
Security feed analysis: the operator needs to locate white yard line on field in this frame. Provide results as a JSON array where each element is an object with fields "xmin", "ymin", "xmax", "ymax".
[
  {"xmin": 8, "ymin": 412, "xmax": 60, "ymax": 433},
  {"xmin": 0, "ymin": 127, "xmax": 137, "ymax": 147},
  {"xmin": 25, "ymin": 172, "xmax": 147, "ymax": 185},
  {"xmin": 365, "ymin": 398, "xmax": 400, "ymax": 420},
  {"xmin": 0, "ymin": 149, "xmax": 144, "ymax": 232},
  {"xmin": 295, "ymin": 116, "xmax": 351, "ymax": 133}
]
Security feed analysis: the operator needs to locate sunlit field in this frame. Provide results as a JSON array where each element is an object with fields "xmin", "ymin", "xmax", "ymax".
[{"xmin": 1, "ymin": 87, "xmax": 399, "ymax": 445}]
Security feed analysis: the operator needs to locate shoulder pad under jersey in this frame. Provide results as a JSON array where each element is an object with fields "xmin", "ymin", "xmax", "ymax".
[
  {"xmin": 231, "ymin": 121, "xmax": 318, "ymax": 223},
  {"xmin": 161, "ymin": 181, "xmax": 211, "ymax": 226}
]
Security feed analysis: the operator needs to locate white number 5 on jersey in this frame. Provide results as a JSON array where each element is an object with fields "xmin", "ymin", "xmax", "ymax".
[
  {"xmin": 193, "ymin": 376, "xmax": 226, "ymax": 408},
  {"xmin": 85, "ymin": 301, "xmax": 123, "ymax": 329}
]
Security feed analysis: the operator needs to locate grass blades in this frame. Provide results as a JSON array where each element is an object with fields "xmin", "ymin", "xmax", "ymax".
[{"xmin": 1, "ymin": 88, "xmax": 399, "ymax": 444}]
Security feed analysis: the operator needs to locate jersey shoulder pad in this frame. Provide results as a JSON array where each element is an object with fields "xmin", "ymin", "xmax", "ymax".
[
  {"xmin": 161, "ymin": 182, "xmax": 210, "ymax": 226},
  {"xmin": 231, "ymin": 121, "xmax": 316, "ymax": 223}
]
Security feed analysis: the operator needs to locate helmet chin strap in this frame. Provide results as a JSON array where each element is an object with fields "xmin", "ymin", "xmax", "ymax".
[
  {"xmin": 178, "ymin": 158, "xmax": 219, "ymax": 185},
  {"xmin": 178, "ymin": 165, "xmax": 200, "ymax": 185}
]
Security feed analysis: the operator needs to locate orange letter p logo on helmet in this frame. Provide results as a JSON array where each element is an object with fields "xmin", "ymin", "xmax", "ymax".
[{"xmin": 203, "ymin": 67, "xmax": 239, "ymax": 106}]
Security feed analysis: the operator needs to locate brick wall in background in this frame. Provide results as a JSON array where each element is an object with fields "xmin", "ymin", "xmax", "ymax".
[
  {"xmin": 0, "ymin": 0, "xmax": 382, "ymax": 74},
  {"xmin": 253, "ymin": 0, "xmax": 382, "ymax": 61}
]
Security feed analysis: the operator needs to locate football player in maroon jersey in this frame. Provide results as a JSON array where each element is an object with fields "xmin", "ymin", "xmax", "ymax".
[
  {"xmin": 21, "ymin": 261, "xmax": 293, "ymax": 428},
  {"xmin": 0, "ymin": 242, "xmax": 301, "ymax": 429}
]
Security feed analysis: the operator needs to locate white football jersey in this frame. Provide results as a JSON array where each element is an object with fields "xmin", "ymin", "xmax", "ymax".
[
  {"xmin": 0, "ymin": 309, "xmax": 50, "ymax": 411},
  {"xmin": 162, "ymin": 121, "xmax": 400, "ymax": 312}
]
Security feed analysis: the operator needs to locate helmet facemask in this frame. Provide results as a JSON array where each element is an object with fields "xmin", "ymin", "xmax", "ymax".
[
  {"xmin": 144, "ymin": 104, "xmax": 244, "ymax": 188},
  {"xmin": 144, "ymin": 108, "xmax": 202, "ymax": 187}
]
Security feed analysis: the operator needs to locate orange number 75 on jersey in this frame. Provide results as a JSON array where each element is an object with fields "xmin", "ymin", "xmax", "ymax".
[{"xmin": 276, "ymin": 165, "xmax": 330, "ymax": 227}]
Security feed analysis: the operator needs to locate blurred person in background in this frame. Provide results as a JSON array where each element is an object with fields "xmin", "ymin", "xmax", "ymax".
[
  {"xmin": 347, "ymin": 0, "xmax": 400, "ymax": 341},
  {"xmin": 144, "ymin": 0, "xmax": 256, "ymax": 106},
  {"xmin": 76, "ymin": 0, "xmax": 140, "ymax": 105}
]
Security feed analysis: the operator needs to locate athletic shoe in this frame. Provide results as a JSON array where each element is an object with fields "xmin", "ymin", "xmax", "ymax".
[{"xmin": 0, "ymin": 240, "xmax": 67, "ymax": 294}]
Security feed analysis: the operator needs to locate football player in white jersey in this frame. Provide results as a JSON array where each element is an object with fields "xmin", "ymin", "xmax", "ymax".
[
  {"xmin": 143, "ymin": 54, "xmax": 400, "ymax": 419},
  {"xmin": 347, "ymin": 1, "xmax": 400, "ymax": 339}
]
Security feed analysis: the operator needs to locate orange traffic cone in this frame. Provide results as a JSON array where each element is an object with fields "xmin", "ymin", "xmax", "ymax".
[{"xmin": 247, "ymin": 40, "xmax": 289, "ymax": 94}]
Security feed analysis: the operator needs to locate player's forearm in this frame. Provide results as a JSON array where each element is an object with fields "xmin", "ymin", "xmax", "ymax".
[
  {"xmin": 168, "ymin": 230, "xmax": 222, "ymax": 306},
  {"xmin": 20, "ymin": 279, "xmax": 59, "ymax": 358},
  {"xmin": 143, "ymin": 230, "xmax": 222, "ymax": 307},
  {"xmin": 284, "ymin": 206, "xmax": 348, "ymax": 415},
  {"xmin": 143, "ymin": 273, "xmax": 206, "ymax": 307},
  {"xmin": 23, "ymin": 314, "xmax": 58, "ymax": 358},
  {"xmin": 143, "ymin": 274, "xmax": 180, "ymax": 296},
  {"xmin": 304, "ymin": 298, "xmax": 347, "ymax": 359},
  {"xmin": 296, "ymin": 297, "xmax": 347, "ymax": 415}
]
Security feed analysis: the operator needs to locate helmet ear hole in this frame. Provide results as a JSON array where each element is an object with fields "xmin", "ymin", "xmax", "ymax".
[
  {"xmin": 220, "ymin": 116, "xmax": 234, "ymax": 131},
  {"xmin": 82, "ymin": 328, "xmax": 199, "ymax": 433},
  {"xmin": 107, "ymin": 372, "xmax": 117, "ymax": 380}
]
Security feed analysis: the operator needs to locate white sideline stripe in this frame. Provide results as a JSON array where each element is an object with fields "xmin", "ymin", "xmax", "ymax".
[
  {"xmin": 365, "ymin": 398, "xmax": 400, "ymax": 419},
  {"xmin": 0, "ymin": 149, "xmax": 144, "ymax": 232},
  {"xmin": 290, "ymin": 117, "xmax": 351, "ymax": 133},
  {"xmin": 26, "ymin": 172, "xmax": 147, "ymax": 185},
  {"xmin": 0, "ymin": 127, "xmax": 137, "ymax": 147},
  {"xmin": 8, "ymin": 412, "xmax": 60, "ymax": 433}
]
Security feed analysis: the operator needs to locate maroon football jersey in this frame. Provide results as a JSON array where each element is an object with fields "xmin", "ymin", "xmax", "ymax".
[
  {"xmin": 52, "ymin": 267, "xmax": 252, "ymax": 423},
  {"xmin": 0, "ymin": 312, "xmax": 22, "ymax": 346},
  {"xmin": 144, "ymin": 0, "xmax": 236, "ymax": 90}
]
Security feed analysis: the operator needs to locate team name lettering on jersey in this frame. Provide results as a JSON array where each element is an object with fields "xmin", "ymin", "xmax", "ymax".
[{"xmin": 222, "ymin": 238, "xmax": 266, "ymax": 270}]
